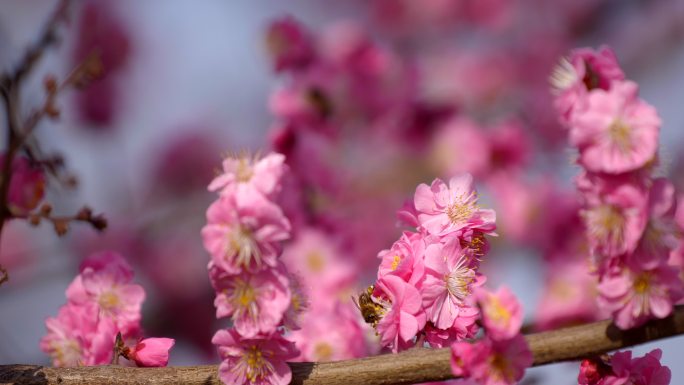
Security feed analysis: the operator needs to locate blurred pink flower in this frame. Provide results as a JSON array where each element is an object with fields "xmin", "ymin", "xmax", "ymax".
[
  {"xmin": 451, "ymin": 334, "xmax": 532, "ymax": 385},
  {"xmin": 208, "ymin": 153, "xmax": 287, "ymax": 199},
  {"xmin": 375, "ymin": 274, "xmax": 426, "ymax": 352},
  {"xmin": 66, "ymin": 251, "xmax": 145, "ymax": 337},
  {"xmin": 606, "ymin": 349, "xmax": 671, "ymax": 385},
  {"xmin": 72, "ymin": 1, "xmax": 131, "ymax": 127},
  {"xmin": 631, "ymin": 178, "xmax": 680, "ymax": 269},
  {"xmin": 579, "ymin": 349, "xmax": 671, "ymax": 385},
  {"xmin": 0, "ymin": 155, "xmax": 45, "ymax": 215},
  {"xmin": 570, "ymin": 81, "xmax": 660, "ymax": 174},
  {"xmin": 421, "ymin": 239, "xmax": 483, "ymax": 329},
  {"xmin": 290, "ymin": 301, "xmax": 368, "ymax": 362},
  {"xmin": 280, "ymin": 228, "xmax": 356, "ymax": 301},
  {"xmin": 535, "ymin": 257, "xmax": 602, "ymax": 331},
  {"xmin": 477, "ymin": 286, "xmax": 522, "ymax": 341},
  {"xmin": 414, "ymin": 174, "xmax": 496, "ymax": 237},
  {"xmin": 209, "ymin": 262, "xmax": 290, "ymax": 338},
  {"xmin": 598, "ymin": 258, "xmax": 683, "ymax": 330},
  {"xmin": 579, "ymin": 174, "xmax": 648, "ymax": 268},
  {"xmin": 40, "ymin": 303, "xmax": 117, "ymax": 366},
  {"xmin": 266, "ymin": 16, "xmax": 315, "ymax": 73},
  {"xmin": 429, "ymin": 118, "xmax": 491, "ymax": 179},
  {"xmin": 127, "ymin": 337, "xmax": 175, "ymax": 367},
  {"xmin": 212, "ymin": 329, "xmax": 298, "ymax": 385},
  {"xmin": 551, "ymin": 45, "xmax": 624, "ymax": 124},
  {"xmin": 201, "ymin": 192, "xmax": 291, "ymax": 274},
  {"xmin": 485, "ymin": 120, "xmax": 531, "ymax": 174}
]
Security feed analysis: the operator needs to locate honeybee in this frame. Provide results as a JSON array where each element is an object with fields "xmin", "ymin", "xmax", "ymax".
[{"xmin": 353, "ymin": 285, "xmax": 385, "ymax": 328}]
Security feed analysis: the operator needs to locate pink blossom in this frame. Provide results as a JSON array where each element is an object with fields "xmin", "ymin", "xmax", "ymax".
[
  {"xmin": 535, "ymin": 257, "xmax": 603, "ymax": 331},
  {"xmin": 40, "ymin": 303, "xmax": 117, "ymax": 367},
  {"xmin": 421, "ymin": 238, "xmax": 483, "ymax": 330},
  {"xmin": 269, "ymin": 74, "xmax": 333, "ymax": 126},
  {"xmin": 396, "ymin": 199, "xmax": 420, "ymax": 228},
  {"xmin": 598, "ymin": 258, "xmax": 683, "ymax": 329},
  {"xmin": 201, "ymin": 192, "xmax": 291, "ymax": 274},
  {"xmin": 579, "ymin": 349, "xmax": 671, "ymax": 385},
  {"xmin": 429, "ymin": 118, "xmax": 491, "ymax": 179},
  {"xmin": 579, "ymin": 174, "xmax": 648, "ymax": 267},
  {"xmin": 377, "ymin": 231, "xmax": 426, "ymax": 285},
  {"xmin": 486, "ymin": 120, "xmax": 531, "ymax": 173},
  {"xmin": 266, "ymin": 16, "xmax": 315, "ymax": 72},
  {"xmin": 605, "ymin": 349, "xmax": 671, "ymax": 385},
  {"xmin": 424, "ymin": 307, "xmax": 479, "ymax": 349},
  {"xmin": 209, "ymin": 262, "xmax": 291, "ymax": 338},
  {"xmin": 208, "ymin": 153, "xmax": 287, "ymax": 199},
  {"xmin": 280, "ymin": 228, "xmax": 356, "ymax": 301},
  {"xmin": 281, "ymin": 274, "xmax": 309, "ymax": 331},
  {"xmin": 451, "ymin": 335, "xmax": 533, "ymax": 385},
  {"xmin": 0, "ymin": 155, "xmax": 45, "ymax": 214},
  {"xmin": 127, "ymin": 338, "xmax": 175, "ymax": 367},
  {"xmin": 414, "ymin": 174, "xmax": 496, "ymax": 237},
  {"xmin": 212, "ymin": 329, "xmax": 299, "ymax": 385},
  {"xmin": 631, "ymin": 178, "xmax": 679, "ymax": 269},
  {"xmin": 477, "ymin": 286, "xmax": 523, "ymax": 340},
  {"xmin": 290, "ymin": 301, "xmax": 368, "ymax": 361},
  {"xmin": 551, "ymin": 45, "xmax": 625, "ymax": 124},
  {"xmin": 66, "ymin": 251, "xmax": 145, "ymax": 337},
  {"xmin": 375, "ymin": 274, "xmax": 427, "ymax": 352},
  {"xmin": 570, "ymin": 80, "xmax": 660, "ymax": 174}
]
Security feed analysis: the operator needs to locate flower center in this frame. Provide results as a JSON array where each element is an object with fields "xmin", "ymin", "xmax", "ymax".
[
  {"xmin": 313, "ymin": 342, "xmax": 334, "ymax": 361},
  {"xmin": 633, "ymin": 273, "xmax": 651, "ymax": 294},
  {"xmin": 461, "ymin": 233, "xmax": 487, "ymax": 259},
  {"xmin": 306, "ymin": 251, "xmax": 325, "ymax": 273},
  {"xmin": 98, "ymin": 291, "xmax": 120, "ymax": 312},
  {"xmin": 237, "ymin": 345, "xmax": 275, "ymax": 383},
  {"xmin": 485, "ymin": 296, "xmax": 511, "ymax": 324},
  {"xmin": 227, "ymin": 225, "xmax": 262, "ymax": 268},
  {"xmin": 586, "ymin": 204, "xmax": 625, "ymax": 247},
  {"xmin": 444, "ymin": 256, "xmax": 474, "ymax": 303},
  {"xmin": 390, "ymin": 255, "xmax": 402, "ymax": 271},
  {"xmin": 446, "ymin": 195, "xmax": 477, "ymax": 226},
  {"xmin": 608, "ymin": 118, "xmax": 632, "ymax": 153},
  {"xmin": 51, "ymin": 339, "xmax": 82, "ymax": 367},
  {"xmin": 489, "ymin": 352, "xmax": 515, "ymax": 382},
  {"xmin": 235, "ymin": 158, "xmax": 254, "ymax": 183},
  {"xmin": 228, "ymin": 278, "xmax": 259, "ymax": 322}
]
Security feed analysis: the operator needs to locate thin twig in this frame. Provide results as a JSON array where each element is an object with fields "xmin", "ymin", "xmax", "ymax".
[{"xmin": 0, "ymin": 306, "xmax": 683, "ymax": 385}]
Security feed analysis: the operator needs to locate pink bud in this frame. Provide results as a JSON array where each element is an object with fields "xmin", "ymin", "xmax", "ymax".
[{"xmin": 128, "ymin": 338, "xmax": 175, "ymax": 367}]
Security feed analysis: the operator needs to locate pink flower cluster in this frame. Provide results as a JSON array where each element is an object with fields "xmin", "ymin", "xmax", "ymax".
[
  {"xmin": 40, "ymin": 251, "xmax": 174, "ymax": 367},
  {"xmin": 578, "ymin": 349, "xmax": 671, "ymax": 385},
  {"xmin": 554, "ymin": 46, "xmax": 684, "ymax": 330},
  {"xmin": 450, "ymin": 286, "xmax": 533, "ymax": 385},
  {"xmin": 362, "ymin": 173, "xmax": 495, "ymax": 352},
  {"xmin": 202, "ymin": 152, "xmax": 300, "ymax": 385}
]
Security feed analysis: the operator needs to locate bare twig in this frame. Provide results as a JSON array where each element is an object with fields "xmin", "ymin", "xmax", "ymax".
[
  {"xmin": 0, "ymin": 0, "xmax": 72, "ymax": 256},
  {"xmin": 0, "ymin": 306, "xmax": 683, "ymax": 385}
]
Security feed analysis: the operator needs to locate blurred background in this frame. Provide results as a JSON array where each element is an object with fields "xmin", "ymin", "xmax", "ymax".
[{"xmin": 1, "ymin": 0, "xmax": 684, "ymax": 383}]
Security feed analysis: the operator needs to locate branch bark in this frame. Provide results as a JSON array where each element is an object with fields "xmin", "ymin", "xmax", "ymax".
[{"xmin": 1, "ymin": 305, "xmax": 683, "ymax": 385}]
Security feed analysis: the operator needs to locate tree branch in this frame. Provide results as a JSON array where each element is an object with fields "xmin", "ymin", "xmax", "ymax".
[{"xmin": 1, "ymin": 305, "xmax": 683, "ymax": 385}]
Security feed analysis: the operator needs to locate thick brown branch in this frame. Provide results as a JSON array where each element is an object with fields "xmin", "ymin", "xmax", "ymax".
[{"xmin": 1, "ymin": 306, "xmax": 683, "ymax": 385}]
